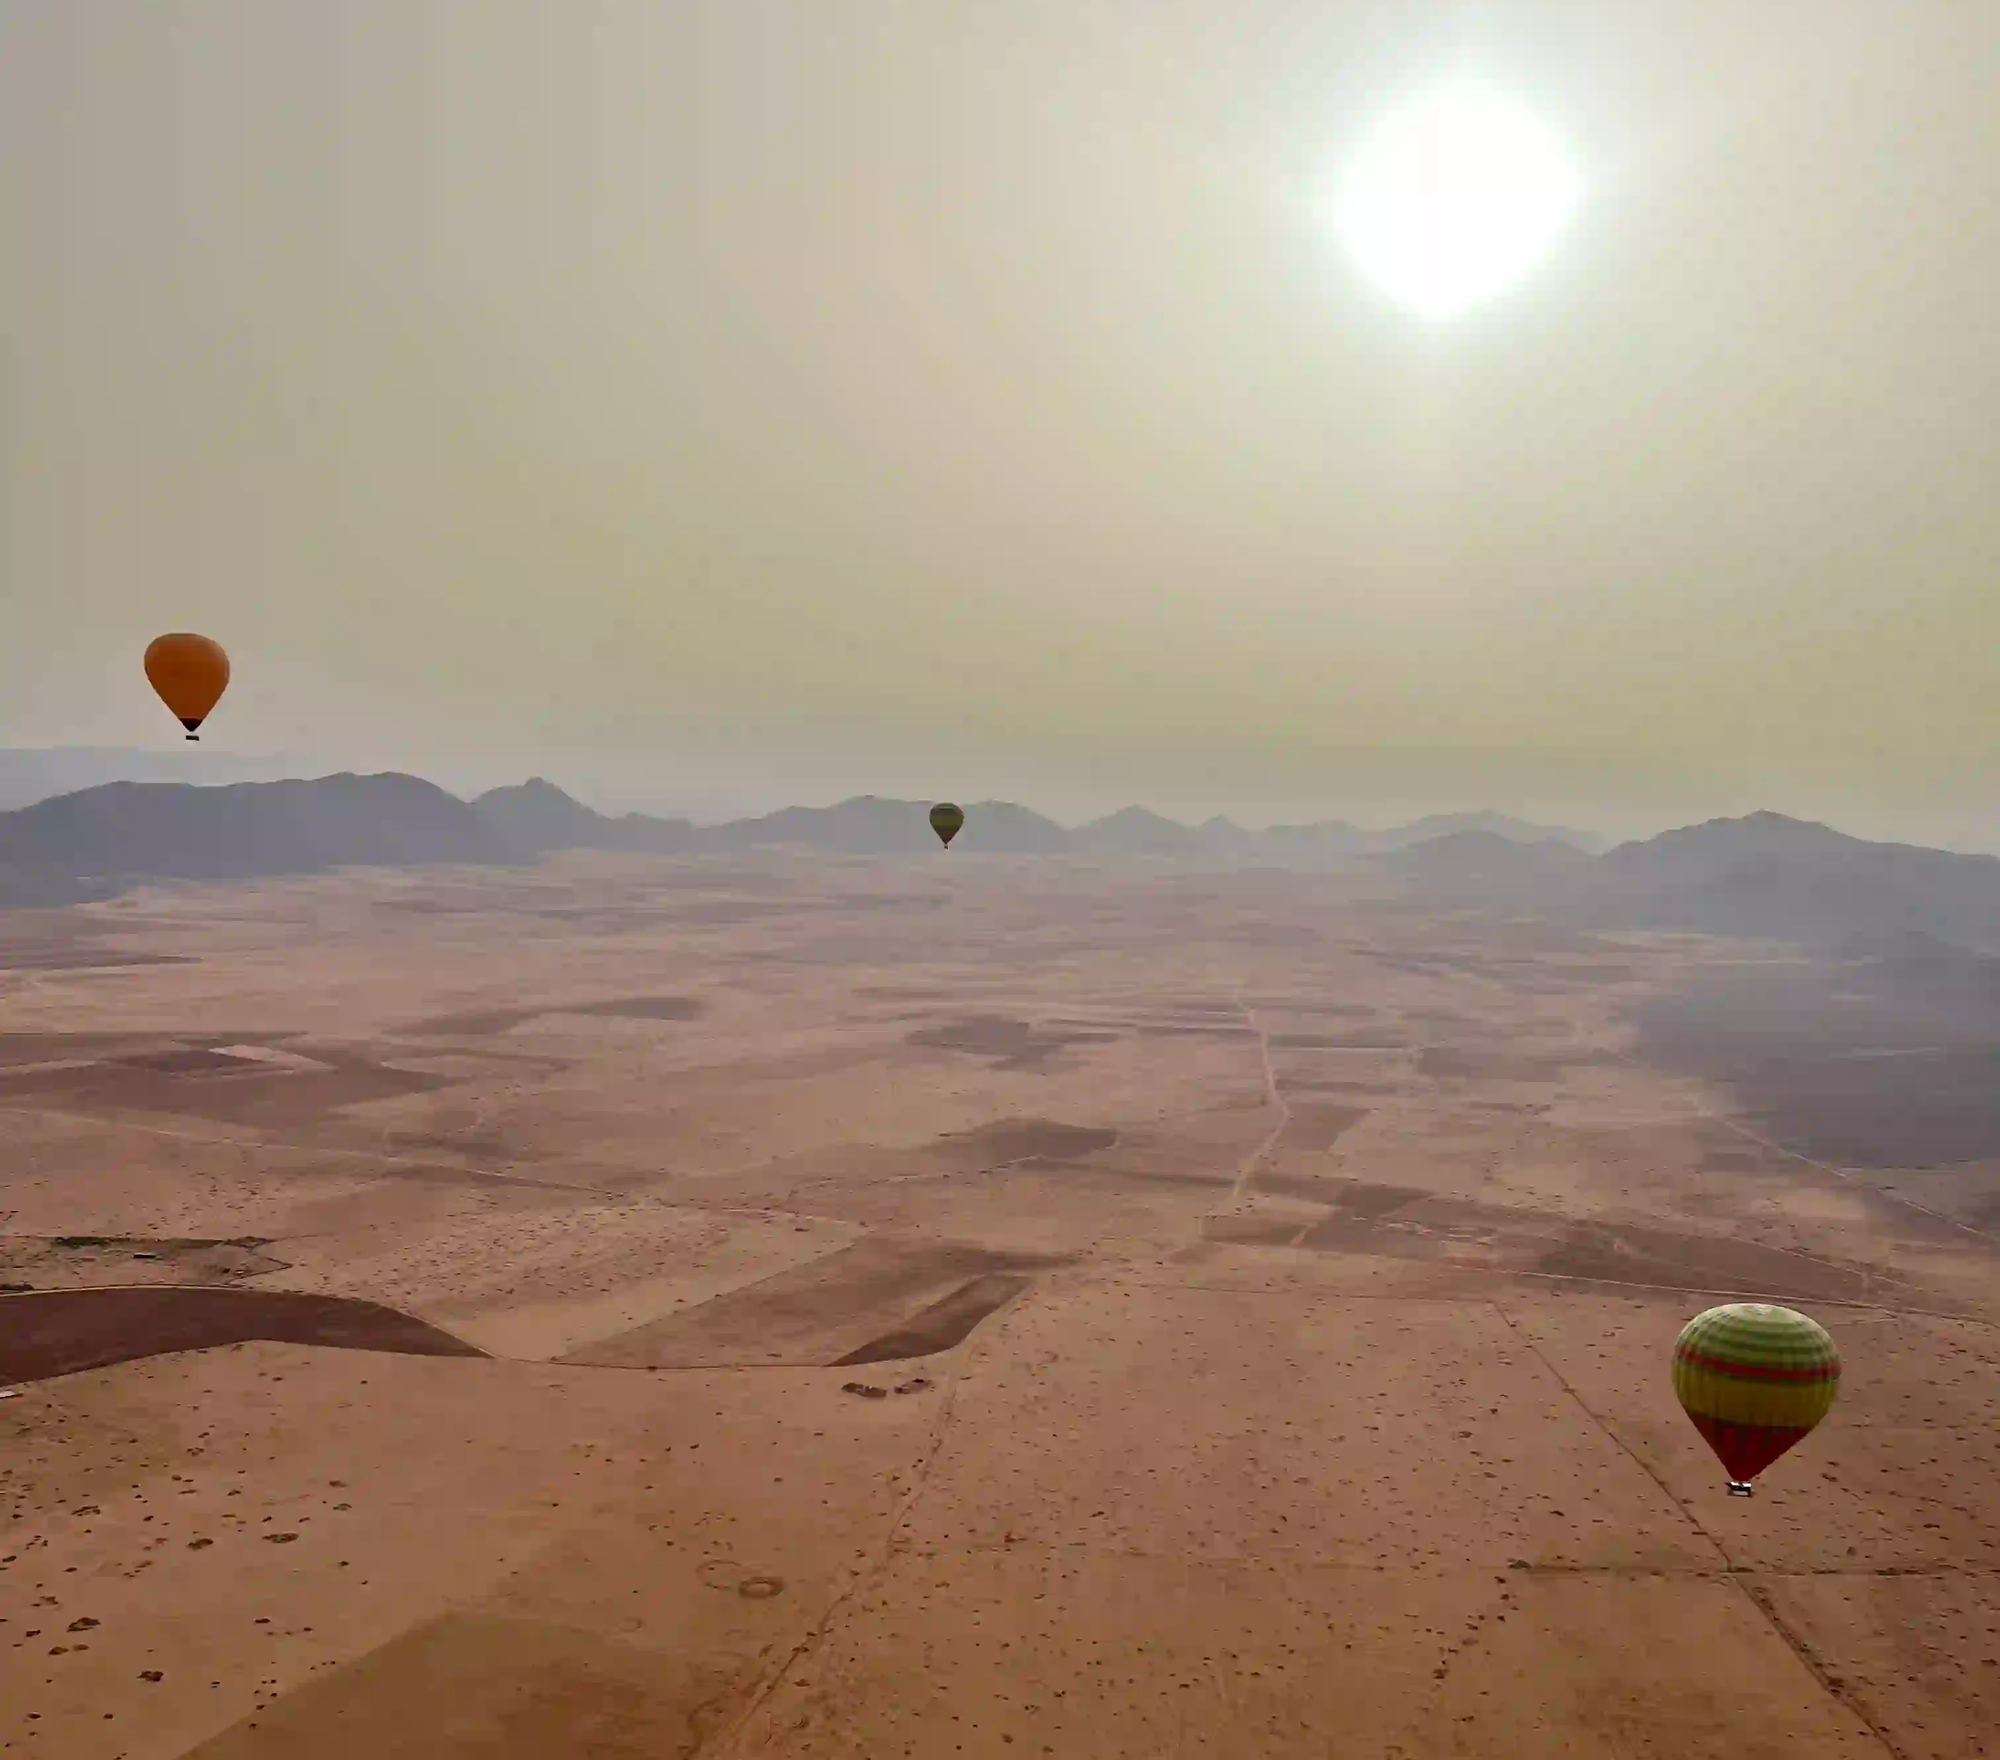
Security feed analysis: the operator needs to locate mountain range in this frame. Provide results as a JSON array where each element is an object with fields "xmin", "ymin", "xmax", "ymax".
[
  {"xmin": 1384, "ymin": 817, "xmax": 2000, "ymax": 953},
  {"xmin": 3, "ymin": 772, "xmax": 1997, "ymax": 956},
  {"xmin": 0, "ymin": 772, "xmax": 1601, "ymax": 884}
]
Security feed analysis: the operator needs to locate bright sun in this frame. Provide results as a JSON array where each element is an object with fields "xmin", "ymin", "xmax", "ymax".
[{"xmin": 1334, "ymin": 81, "xmax": 1580, "ymax": 320}]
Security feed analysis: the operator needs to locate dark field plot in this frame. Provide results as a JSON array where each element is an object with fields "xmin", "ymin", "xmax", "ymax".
[
  {"xmin": 573, "ymin": 996, "xmax": 705, "ymax": 1020},
  {"xmin": 0, "ymin": 1287, "xmax": 484, "ymax": 1383},
  {"xmin": 1416, "ymin": 1046, "xmax": 1614, "ymax": 1081},
  {"xmin": 407, "ymin": 994, "xmax": 703, "ymax": 1036},
  {"xmin": 1534, "ymin": 1219, "xmax": 1879, "ymax": 1303},
  {"xmin": 1131, "ymin": 1022, "xmax": 1256, "ymax": 1039},
  {"xmin": 906, "ymin": 1014, "xmax": 1121, "ymax": 1069},
  {"xmin": 0, "ymin": 947, "xmax": 190, "ymax": 970},
  {"xmin": 1635, "ymin": 953, "xmax": 2000, "ymax": 1167},
  {"xmin": 1271, "ymin": 1031, "xmax": 1408, "ymax": 1050},
  {"xmin": 935, "ymin": 1118, "xmax": 1121, "ymax": 1164},
  {"xmin": 1201, "ymin": 1213, "xmax": 1305, "ymax": 1246},
  {"xmin": 1281, "ymin": 1103, "xmax": 1371, "ymax": 1152},
  {"xmin": 118, "ymin": 1047, "xmax": 259, "ymax": 1075},
  {"xmin": 566, "ymin": 1236, "xmax": 1063, "ymax": 1369},
  {"xmin": 0, "ymin": 1046, "xmax": 455, "ymax": 1126},
  {"xmin": 0, "ymin": 1031, "xmax": 163, "ymax": 1066},
  {"xmin": 833, "ymin": 1272, "xmax": 1034, "ymax": 1365},
  {"xmin": 1224, "ymin": 1176, "xmax": 1904, "ymax": 1305}
]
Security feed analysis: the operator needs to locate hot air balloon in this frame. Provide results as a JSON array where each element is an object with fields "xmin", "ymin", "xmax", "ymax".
[
  {"xmin": 929, "ymin": 803, "xmax": 965, "ymax": 849},
  {"xmin": 144, "ymin": 634, "xmax": 231, "ymax": 740},
  {"xmin": 1672, "ymin": 1303, "xmax": 1840, "ymax": 1495}
]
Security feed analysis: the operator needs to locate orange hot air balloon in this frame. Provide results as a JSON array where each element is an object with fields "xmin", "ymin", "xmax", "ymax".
[{"xmin": 143, "ymin": 634, "xmax": 231, "ymax": 740}]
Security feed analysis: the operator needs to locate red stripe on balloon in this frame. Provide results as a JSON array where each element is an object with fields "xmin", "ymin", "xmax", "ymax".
[{"xmin": 1673, "ymin": 1345, "xmax": 1839, "ymax": 1384}]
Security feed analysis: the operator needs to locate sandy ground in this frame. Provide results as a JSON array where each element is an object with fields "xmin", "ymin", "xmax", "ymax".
[{"xmin": 2, "ymin": 853, "xmax": 1997, "ymax": 1757}]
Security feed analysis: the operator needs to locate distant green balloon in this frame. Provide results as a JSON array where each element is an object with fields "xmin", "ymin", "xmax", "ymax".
[{"xmin": 929, "ymin": 802, "xmax": 965, "ymax": 849}]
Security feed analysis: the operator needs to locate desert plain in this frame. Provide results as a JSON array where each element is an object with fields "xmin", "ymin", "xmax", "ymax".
[{"xmin": 2, "ymin": 853, "xmax": 1997, "ymax": 1758}]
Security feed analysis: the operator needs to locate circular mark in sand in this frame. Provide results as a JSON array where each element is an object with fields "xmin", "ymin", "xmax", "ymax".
[
  {"xmin": 696, "ymin": 1559, "xmax": 742, "ymax": 1591},
  {"xmin": 737, "ymin": 1575, "xmax": 785, "ymax": 1600}
]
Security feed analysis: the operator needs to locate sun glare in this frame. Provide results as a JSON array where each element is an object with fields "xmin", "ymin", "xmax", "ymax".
[{"xmin": 1334, "ymin": 80, "xmax": 1580, "ymax": 321}]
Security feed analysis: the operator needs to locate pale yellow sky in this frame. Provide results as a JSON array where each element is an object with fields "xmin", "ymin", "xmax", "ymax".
[{"xmin": 4, "ymin": 2, "xmax": 1997, "ymax": 842}]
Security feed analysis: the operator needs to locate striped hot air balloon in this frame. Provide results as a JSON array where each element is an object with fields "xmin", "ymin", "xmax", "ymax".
[{"xmin": 1672, "ymin": 1303, "xmax": 1840, "ymax": 1495}]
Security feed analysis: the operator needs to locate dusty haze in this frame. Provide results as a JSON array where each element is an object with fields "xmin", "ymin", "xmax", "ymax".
[{"xmin": 5, "ymin": 3, "xmax": 1998, "ymax": 842}]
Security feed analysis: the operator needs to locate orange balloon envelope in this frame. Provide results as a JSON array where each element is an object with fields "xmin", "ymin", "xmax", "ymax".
[{"xmin": 144, "ymin": 634, "xmax": 230, "ymax": 740}]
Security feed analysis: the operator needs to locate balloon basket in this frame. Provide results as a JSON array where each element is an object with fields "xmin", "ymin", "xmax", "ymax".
[{"xmin": 1725, "ymin": 1480, "xmax": 1755, "ymax": 1497}]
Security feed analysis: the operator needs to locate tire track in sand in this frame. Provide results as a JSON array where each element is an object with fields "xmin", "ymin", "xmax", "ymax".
[{"xmin": 1225, "ymin": 998, "xmax": 1291, "ymax": 1213}]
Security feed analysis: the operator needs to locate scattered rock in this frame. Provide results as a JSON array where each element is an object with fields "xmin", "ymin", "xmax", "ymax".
[
  {"xmin": 894, "ymin": 1377, "xmax": 933, "ymax": 1395},
  {"xmin": 841, "ymin": 1382, "xmax": 888, "ymax": 1400},
  {"xmin": 263, "ymin": 1533, "xmax": 298, "ymax": 1545},
  {"xmin": 187, "ymin": 1538, "xmax": 213, "ymax": 1550},
  {"xmin": 67, "ymin": 1617, "xmax": 99, "ymax": 1632},
  {"xmin": 139, "ymin": 1670, "xmax": 163, "ymax": 1683}
]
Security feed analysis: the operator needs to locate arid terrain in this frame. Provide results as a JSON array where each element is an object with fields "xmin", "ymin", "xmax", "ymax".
[{"xmin": 3, "ymin": 854, "xmax": 1997, "ymax": 1758}]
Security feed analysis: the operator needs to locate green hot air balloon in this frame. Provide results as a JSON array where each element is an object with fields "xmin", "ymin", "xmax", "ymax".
[
  {"xmin": 929, "ymin": 802, "xmax": 965, "ymax": 849},
  {"xmin": 1672, "ymin": 1303, "xmax": 1840, "ymax": 1495}
]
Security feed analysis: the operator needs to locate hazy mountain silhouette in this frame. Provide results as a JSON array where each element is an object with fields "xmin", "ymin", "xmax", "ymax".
[
  {"xmin": 701, "ymin": 796, "xmax": 943, "ymax": 855},
  {"xmin": 6, "ymin": 782, "xmax": 1994, "ymax": 960},
  {"xmin": 1388, "ymin": 811, "xmax": 1608, "ymax": 855},
  {"xmin": 0, "ymin": 774, "xmax": 507, "ymax": 884},
  {"xmin": 1378, "ymin": 830, "xmax": 1596, "ymax": 905},
  {"xmin": 0, "ymin": 759, "xmax": 1605, "ymax": 866},
  {"xmin": 1074, "ymin": 806, "xmax": 1214, "ymax": 856},
  {"xmin": 1256, "ymin": 819, "xmax": 1372, "ymax": 860},
  {"xmin": 474, "ymin": 777, "xmax": 693, "ymax": 857},
  {"xmin": 947, "ymin": 801, "xmax": 1075, "ymax": 853},
  {"xmin": 693, "ymin": 795, "xmax": 1072, "ymax": 854},
  {"xmin": 1595, "ymin": 811, "xmax": 2000, "ymax": 950},
  {"xmin": 1386, "ymin": 811, "xmax": 2000, "ymax": 955},
  {"xmin": 1601, "ymin": 809, "xmax": 1876, "ymax": 887},
  {"xmin": 1194, "ymin": 816, "xmax": 1261, "ymax": 857}
]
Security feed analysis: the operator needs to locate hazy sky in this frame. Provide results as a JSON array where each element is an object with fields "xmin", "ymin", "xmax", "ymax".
[{"xmin": 5, "ymin": 2, "xmax": 1998, "ymax": 842}]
